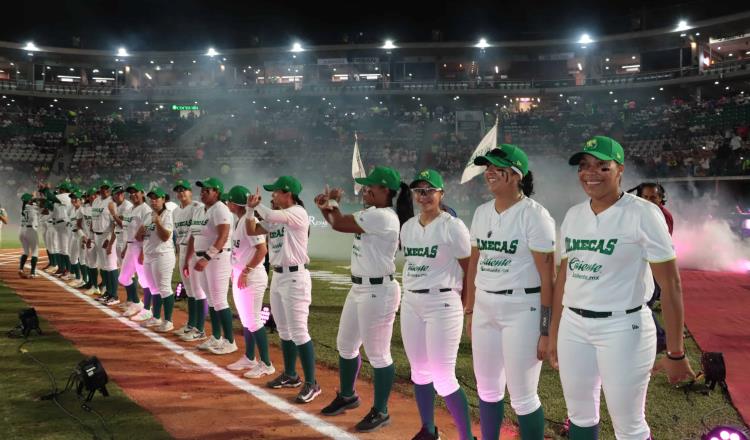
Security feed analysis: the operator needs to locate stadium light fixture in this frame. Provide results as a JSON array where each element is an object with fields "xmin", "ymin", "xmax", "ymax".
[
  {"xmin": 291, "ymin": 42, "xmax": 304, "ymax": 52},
  {"xmin": 475, "ymin": 38, "xmax": 490, "ymax": 49},
  {"xmin": 578, "ymin": 33, "xmax": 593, "ymax": 44},
  {"xmin": 116, "ymin": 47, "xmax": 129, "ymax": 57},
  {"xmin": 577, "ymin": 62, "xmax": 583, "ymax": 71},
  {"xmin": 382, "ymin": 39, "xmax": 396, "ymax": 50},
  {"xmin": 206, "ymin": 47, "xmax": 219, "ymax": 57},
  {"xmin": 23, "ymin": 41, "xmax": 40, "ymax": 52},
  {"xmin": 674, "ymin": 20, "xmax": 690, "ymax": 32}
]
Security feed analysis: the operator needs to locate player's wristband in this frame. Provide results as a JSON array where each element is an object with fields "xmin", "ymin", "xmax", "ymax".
[
  {"xmin": 667, "ymin": 351, "xmax": 686, "ymax": 360},
  {"xmin": 540, "ymin": 305, "xmax": 551, "ymax": 336},
  {"xmin": 207, "ymin": 246, "xmax": 220, "ymax": 259},
  {"xmin": 327, "ymin": 200, "xmax": 339, "ymax": 209},
  {"xmin": 246, "ymin": 208, "xmax": 255, "ymax": 219}
]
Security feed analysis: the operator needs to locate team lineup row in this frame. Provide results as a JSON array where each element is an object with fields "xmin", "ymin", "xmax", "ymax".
[{"xmin": 14, "ymin": 136, "xmax": 695, "ymax": 440}]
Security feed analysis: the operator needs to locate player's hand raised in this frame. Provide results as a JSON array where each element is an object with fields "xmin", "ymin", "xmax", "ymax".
[
  {"xmin": 328, "ymin": 187, "xmax": 344, "ymax": 203},
  {"xmin": 651, "ymin": 356, "xmax": 696, "ymax": 384},
  {"xmin": 246, "ymin": 187, "xmax": 262, "ymax": 208}
]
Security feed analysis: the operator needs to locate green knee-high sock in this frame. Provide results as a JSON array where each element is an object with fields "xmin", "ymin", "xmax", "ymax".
[
  {"xmin": 480, "ymin": 399, "xmax": 505, "ymax": 440},
  {"xmin": 373, "ymin": 363, "xmax": 395, "ymax": 414},
  {"xmin": 20, "ymin": 254, "xmax": 28, "ymax": 270},
  {"xmin": 195, "ymin": 299, "xmax": 207, "ymax": 332},
  {"xmin": 30, "ymin": 257, "xmax": 38, "ymax": 274},
  {"xmin": 518, "ymin": 406, "xmax": 545, "ymax": 440},
  {"xmin": 569, "ymin": 422, "xmax": 599, "ymax": 440},
  {"xmin": 218, "ymin": 308, "xmax": 234, "ymax": 342},
  {"xmin": 208, "ymin": 307, "xmax": 221, "ymax": 339},
  {"xmin": 297, "ymin": 340, "xmax": 316, "ymax": 385},
  {"xmin": 163, "ymin": 295, "xmax": 175, "ymax": 322},
  {"xmin": 109, "ymin": 269, "xmax": 119, "ymax": 299},
  {"xmin": 64, "ymin": 255, "xmax": 71, "ymax": 272},
  {"xmin": 125, "ymin": 283, "xmax": 137, "ymax": 303},
  {"xmin": 89, "ymin": 268, "xmax": 98, "ymax": 288},
  {"xmin": 98, "ymin": 269, "xmax": 105, "ymax": 290},
  {"xmin": 338, "ymin": 355, "xmax": 361, "ymax": 398},
  {"xmin": 443, "ymin": 388, "xmax": 473, "ymax": 440},
  {"xmin": 186, "ymin": 298, "xmax": 196, "ymax": 328},
  {"xmin": 253, "ymin": 327, "xmax": 271, "ymax": 365},
  {"xmin": 81, "ymin": 265, "xmax": 88, "ymax": 283},
  {"xmin": 152, "ymin": 295, "xmax": 163, "ymax": 319},
  {"xmin": 49, "ymin": 253, "xmax": 56, "ymax": 267},
  {"xmin": 280, "ymin": 339, "xmax": 298, "ymax": 377}
]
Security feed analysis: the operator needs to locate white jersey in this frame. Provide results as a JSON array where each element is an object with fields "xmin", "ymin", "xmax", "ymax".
[
  {"xmin": 470, "ymin": 197, "xmax": 556, "ymax": 291},
  {"xmin": 51, "ymin": 193, "xmax": 71, "ymax": 225},
  {"xmin": 21, "ymin": 204, "xmax": 40, "ymax": 229},
  {"xmin": 115, "ymin": 199, "xmax": 133, "ymax": 237},
  {"xmin": 257, "ymin": 203, "xmax": 310, "ymax": 268},
  {"xmin": 124, "ymin": 203, "xmax": 152, "ymax": 244},
  {"xmin": 0, "ymin": 206, "xmax": 6, "ymax": 229},
  {"xmin": 91, "ymin": 196, "xmax": 115, "ymax": 234},
  {"xmin": 193, "ymin": 202, "xmax": 232, "ymax": 252},
  {"xmin": 231, "ymin": 212, "xmax": 267, "ymax": 268},
  {"xmin": 143, "ymin": 208, "xmax": 175, "ymax": 255},
  {"xmin": 560, "ymin": 192, "xmax": 675, "ymax": 311},
  {"xmin": 68, "ymin": 206, "xmax": 82, "ymax": 233},
  {"xmin": 351, "ymin": 206, "xmax": 400, "ymax": 277},
  {"xmin": 400, "ymin": 212, "xmax": 471, "ymax": 291},
  {"xmin": 81, "ymin": 205, "xmax": 93, "ymax": 237},
  {"xmin": 174, "ymin": 201, "xmax": 204, "ymax": 246}
]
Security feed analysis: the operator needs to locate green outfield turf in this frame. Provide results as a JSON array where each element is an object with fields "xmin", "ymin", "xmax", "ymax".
[
  {"xmin": 1, "ymin": 224, "xmax": 23, "ymax": 249},
  {"xmin": 0, "ymin": 281, "xmax": 171, "ymax": 440}
]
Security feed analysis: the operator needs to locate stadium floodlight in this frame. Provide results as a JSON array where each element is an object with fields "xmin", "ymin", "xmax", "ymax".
[
  {"xmin": 116, "ymin": 47, "xmax": 129, "ymax": 57},
  {"xmin": 291, "ymin": 42, "xmax": 304, "ymax": 53},
  {"xmin": 382, "ymin": 39, "xmax": 396, "ymax": 50},
  {"xmin": 23, "ymin": 41, "xmax": 40, "ymax": 52},
  {"xmin": 206, "ymin": 47, "xmax": 219, "ymax": 57},
  {"xmin": 475, "ymin": 38, "xmax": 490, "ymax": 49},
  {"xmin": 674, "ymin": 20, "xmax": 690, "ymax": 32},
  {"xmin": 578, "ymin": 33, "xmax": 593, "ymax": 44}
]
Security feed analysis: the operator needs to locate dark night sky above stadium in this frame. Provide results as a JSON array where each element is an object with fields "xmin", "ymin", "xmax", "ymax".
[{"xmin": 4, "ymin": 0, "xmax": 743, "ymax": 50}]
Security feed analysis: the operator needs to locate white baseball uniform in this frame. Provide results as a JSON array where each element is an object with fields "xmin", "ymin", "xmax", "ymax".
[
  {"xmin": 117, "ymin": 202, "xmax": 152, "ymax": 289},
  {"xmin": 174, "ymin": 200, "xmax": 205, "ymax": 299},
  {"xmin": 91, "ymin": 195, "xmax": 118, "ymax": 270},
  {"xmin": 337, "ymin": 206, "xmax": 401, "ymax": 368},
  {"xmin": 256, "ymin": 203, "xmax": 312, "ymax": 345},
  {"xmin": 52, "ymin": 193, "xmax": 71, "ymax": 258},
  {"xmin": 0, "ymin": 206, "xmax": 6, "ymax": 244},
  {"xmin": 557, "ymin": 193, "xmax": 675, "ymax": 439},
  {"xmin": 399, "ymin": 211, "xmax": 471, "ymax": 396},
  {"xmin": 142, "ymin": 208, "xmax": 175, "ymax": 298},
  {"xmin": 81, "ymin": 203, "xmax": 97, "ymax": 270},
  {"xmin": 115, "ymin": 199, "xmax": 133, "ymax": 265},
  {"xmin": 231, "ymin": 211, "xmax": 268, "ymax": 332},
  {"xmin": 20, "ymin": 203, "xmax": 40, "ymax": 257},
  {"xmin": 43, "ymin": 212, "xmax": 55, "ymax": 258},
  {"xmin": 470, "ymin": 197, "xmax": 555, "ymax": 416},
  {"xmin": 193, "ymin": 201, "xmax": 233, "ymax": 311},
  {"xmin": 67, "ymin": 205, "xmax": 83, "ymax": 268}
]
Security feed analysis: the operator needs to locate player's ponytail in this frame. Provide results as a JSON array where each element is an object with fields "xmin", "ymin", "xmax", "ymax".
[
  {"xmin": 519, "ymin": 171, "xmax": 534, "ymax": 197},
  {"xmin": 292, "ymin": 193, "xmax": 304, "ymax": 208},
  {"xmin": 393, "ymin": 182, "xmax": 414, "ymax": 227}
]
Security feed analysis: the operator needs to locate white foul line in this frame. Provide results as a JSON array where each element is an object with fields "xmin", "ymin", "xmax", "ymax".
[{"xmin": 36, "ymin": 271, "xmax": 357, "ymax": 440}]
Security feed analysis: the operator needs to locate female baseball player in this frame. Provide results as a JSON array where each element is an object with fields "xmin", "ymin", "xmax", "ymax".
[
  {"xmin": 18, "ymin": 193, "xmax": 40, "ymax": 278},
  {"xmin": 400, "ymin": 169, "xmax": 474, "ymax": 440},
  {"xmin": 51, "ymin": 182, "xmax": 72, "ymax": 278},
  {"xmin": 65, "ymin": 191, "xmax": 85, "ymax": 287},
  {"xmin": 113, "ymin": 184, "xmax": 133, "ymax": 269},
  {"xmin": 172, "ymin": 179, "xmax": 207, "ymax": 339},
  {"xmin": 245, "ymin": 176, "xmax": 320, "ymax": 404},
  {"xmin": 81, "ymin": 188, "xmax": 100, "ymax": 295},
  {"xmin": 42, "ymin": 199, "xmax": 56, "ymax": 273},
  {"xmin": 137, "ymin": 187, "xmax": 176, "ymax": 333},
  {"xmin": 225, "ymin": 185, "xmax": 274, "ymax": 377},
  {"xmin": 549, "ymin": 136, "xmax": 695, "ymax": 439},
  {"xmin": 465, "ymin": 145, "xmax": 555, "ymax": 440},
  {"xmin": 119, "ymin": 183, "xmax": 154, "ymax": 318},
  {"xmin": 183, "ymin": 177, "xmax": 236, "ymax": 354},
  {"xmin": 0, "ymin": 203, "xmax": 7, "ymax": 245},
  {"xmin": 91, "ymin": 180, "xmax": 121, "ymax": 306},
  {"xmin": 313, "ymin": 166, "xmax": 412, "ymax": 432}
]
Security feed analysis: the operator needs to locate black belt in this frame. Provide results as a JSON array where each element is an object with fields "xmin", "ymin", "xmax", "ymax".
[
  {"xmin": 486, "ymin": 286, "xmax": 542, "ymax": 295},
  {"xmin": 196, "ymin": 249, "xmax": 231, "ymax": 258},
  {"xmin": 568, "ymin": 305, "xmax": 643, "ymax": 319},
  {"xmin": 410, "ymin": 288, "xmax": 453, "ymax": 294},
  {"xmin": 127, "ymin": 241, "xmax": 135, "ymax": 244},
  {"xmin": 54, "ymin": 220, "xmax": 65, "ymax": 224},
  {"xmin": 351, "ymin": 274, "xmax": 394, "ymax": 285},
  {"xmin": 93, "ymin": 231, "xmax": 104, "ymax": 235},
  {"xmin": 273, "ymin": 264, "xmax": 309, "ymax": 273},
  {"xmin": 25, "ymin": 225, "xmax": 34, "ymax": 228},
  {"xmin": 72, "ymin": 229, "xmax": 79, "ymax": 232}
]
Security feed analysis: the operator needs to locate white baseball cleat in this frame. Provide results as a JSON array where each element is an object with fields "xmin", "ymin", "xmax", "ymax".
[
  {"xmin": 130, "ymin": 308, "xmax": 153, "ymax": 322},
  {"xmin": 173, "ymin": 325, "xmax": 193, "ymax": 336},
  {"xmin": 209, "ymin": 338, "xmax": 238, "ymax": 355},
  {"xmin": 196, "ymin": 336, "xmax": 221, "ymax": 351},
  {"xmin": 155, "ymin": 320, "xmax": 174, "ymax": 333},
  {"xmin": 180, "ymin": 329, "xmax": 207, "ymax": 342},
  {"xmin": 140, "ymin": 317, "xmax": 162, "ymax": 328},
  {"xmin": 118, "ymin": 301, "xmax": 132, "ymax": 310},
  {"xmin": 226, "ymin": 355, "xmax": 258, "ymax": 371},
  {"xmin": 123, "ymin": 302, "xmax": 143, "ymax": 317},
  {"xmin": 244, "ymin": 362, "xmax": 275, "ymax": 379},
  {"xmin": 104, "ymin": 297, "xmax": 120, "ymax": 306},
  {"xmin": 44, "ymin": 266, "xmax": 58, "ymax": 273}
]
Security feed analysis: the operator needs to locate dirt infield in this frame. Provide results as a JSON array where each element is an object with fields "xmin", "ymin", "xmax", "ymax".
[{"xmin": 1, "ymin": 249, "xmax": 512, "ymax": 439}]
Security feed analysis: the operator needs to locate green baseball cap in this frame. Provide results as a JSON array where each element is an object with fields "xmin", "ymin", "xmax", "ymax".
[
  {"xmin": 263, "ymin": 176, "xmax": 303, "ymax": 196},
  {"xmin": 98, "ymin": 179, "xmax": 113, "ymax": 189},
  {"xmin": 196, "ymin": 177, "xmax": 224, "ymax": 194},
  {"xmin": 474, "ymin": 144, "xmax": 530, "ymax": 176},
  {"xmin": 56, "ymin": 181, "xmax": 72, "ymax": 191},
  {"xmin": 147, "ymin": 187, "xmax": 167, "ymax": 199},
  {"xmin": 21, "ymin": 193, "xmax": 33, "ymax": 202},
  {"xmin": 70, "ymin": 190, "xmax": 83, "ymax": 199},
  {"xmin": 227, "ymin": 185, "xmax": 251, "ymax": 205},
  {"xmin": 127, "ymin": 182, "xmax": 145, "ymax": 193},
  {"xmin": 410, "ymin": 169, "xmax": 444, "ymax": 189},
  {"xmin": 173, "ymin": 179, "xmax": 192, "ymax": 191},
  {"xmin": 354, "ymin": 166, "xmax": 401, "ymax": 191},
  {"xmin": 112, "ymin": 183, "xmax": 126, "ymax": 194},
  {"xmin": 220, "ymin": 192, "xmax": 230, "ymax": 203},
  {"xmin": 87, "ymin": 187, "xmax": 99, "ymax": 197},
  {"xmin": 569, "ymin": 136, "xmax": 625, "ymax": 165}
]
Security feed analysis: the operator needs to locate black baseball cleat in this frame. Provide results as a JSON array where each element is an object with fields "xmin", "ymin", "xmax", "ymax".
[
  {"xmin": 266, "ymin": 373, "xmax": 302, "ymax": 389},
  {"xmin": 321, "ymin": 392, "xmax": 360, "ymax": 416},
  {"xmin": 355, "ymin": 407, "xmax": 391, "ymax": 432},
  {"xmin": 412, "ymin": 425, "xmax": 441, "ymax": 440},
  {"xmin": 295, "ymin": 381, "xmax": 322, "ymax": 403}
]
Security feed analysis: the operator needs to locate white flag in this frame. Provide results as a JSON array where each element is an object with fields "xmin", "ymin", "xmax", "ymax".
[
  {"xmin": 460, "ymin": 120, "xmax": 498, "ymax": 184},
  {"xmin": 352, "ymin": 133, "xmax": 367, "ymax": 194}
]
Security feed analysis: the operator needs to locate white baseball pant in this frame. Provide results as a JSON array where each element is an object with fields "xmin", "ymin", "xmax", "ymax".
[
  {"xmin": 143, "ymin": 252, "xmax": 176, "ymax": 298},
  {"xmin": 557, "ymin": 306, "xmax": 656, "ymax": 440},
  {"xmin": 178, "ymin": 246, "xmax": 207, "ymax": 300},
  {"xmin": 472, "ymin": 290, "xmax": 542, "ymax": 415},
  {"xmin": 94, "ymin": 234, "xmax": 118, "ymax": 271},
  {"xmin": 270, "ymin": 269, "xmax": 312, "ymax": 345},
  {"xmin": 400, "ymin": 290, "xmax": 464, "ymax": 396},
  {"xmin": 117, "ymin": 243, "xmax": 150, "ymax": 289},
  {"xmin": 84, "ymin": 237, "xmax": 97, "ymax": 268},
  {"xmin": 54, "ymin": 224, "xmax": 70, "ymax": 257},
  {"xmin": 337, "ymin": 280, "xmax": 400, "ymax": 368},
  {"xmin": 45, "ymin": 225, "xmax": 58, "ymax": 254},
  {"xmin": 115, "ymin": 232, "xmax": 126, "ymax": 266},
  {"xmin": 196, "ymin": 252, "xmax": 231, "ymax": 310},
  {"xmin": 231, "ymin": 266, "xmax": 269, "ymax": 331},
  {"xmin": 68, "ymin": 233, "xmax": 81, "ymax": 265},
  {"xmin": 20, "ymin": 228, "xmax": 39, "ymax": 257}
]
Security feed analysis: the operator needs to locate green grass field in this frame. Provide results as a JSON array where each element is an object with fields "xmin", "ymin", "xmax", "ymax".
[{"xmin": 0, "ymin": 281, "xmax": 171, "ymax": 440}]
